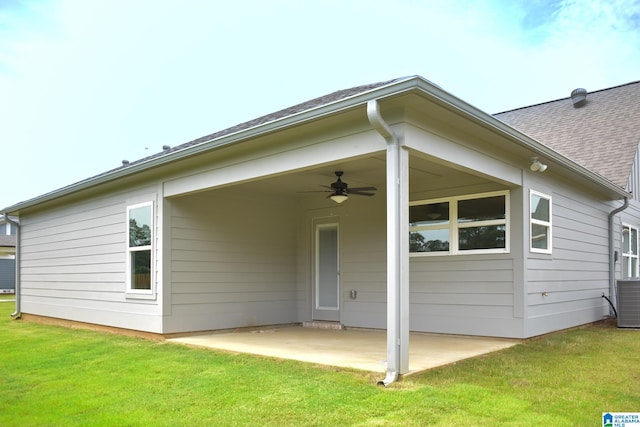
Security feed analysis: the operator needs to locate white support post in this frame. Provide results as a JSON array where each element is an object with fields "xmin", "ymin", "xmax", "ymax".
[
  {"xmin": 386, "ymin": 139, "xmax": 410, "ymax": 376},
  {"xmin": 399, "ymin": 144, "xmax": 410, "ymax": 375}
]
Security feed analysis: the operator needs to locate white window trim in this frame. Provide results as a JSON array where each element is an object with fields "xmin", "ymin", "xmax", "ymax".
[
  {"xmin": 409, "ymin": 190, "xmax": 510, "ymax": 257},
  {"xmin": 530, "ymin": 190, "xmax": 552, "ymax": 254},
  {"xmin": 622, "ymin": 224, "xmax": 639, "ymax": 278},
  {"xmin": 126, "ymin": 201, "xmax": 155, "ymax": 298}
]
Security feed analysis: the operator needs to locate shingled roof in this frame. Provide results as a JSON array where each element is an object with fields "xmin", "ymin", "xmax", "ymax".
[
  {"xmin": 114, "ymin": 77, "xmax": 407, "ymax": 172},
  {"xmin": 494, "ymin": 81, "xmax": 640, "ymax": 188}
]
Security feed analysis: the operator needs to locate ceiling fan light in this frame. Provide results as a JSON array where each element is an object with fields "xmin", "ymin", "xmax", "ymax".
[{"xmin": 330, "ymin": 194, "xmax": 348, "ymax": 204}]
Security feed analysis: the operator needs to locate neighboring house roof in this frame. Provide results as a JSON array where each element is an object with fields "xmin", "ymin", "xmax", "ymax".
[
  {"xmin": 0, "ymin": 235, "xmax": 16, "ymax": 248},
  {"xmin": 494, "ymin": 81, "xmax": 640, "ymax": 188}
]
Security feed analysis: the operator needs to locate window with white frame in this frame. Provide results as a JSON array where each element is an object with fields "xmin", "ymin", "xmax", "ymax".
[
  {"xmin": 409, "ymin": 191, "xmax": 509, "ymax": 255},
  {"xmin": 1, "ymin": 223, "xmax": 15, "ymax": 236},
  {"xmin": 622, "ymin": 225, "xmax": 639, "ymax": 278},
  {"xmin": 127, "ymin": 202, "xmax": 153, "ymax": 293},
  {"xmin": 530, "ymin": 190, "xmax": 552, "ymax": 254}
]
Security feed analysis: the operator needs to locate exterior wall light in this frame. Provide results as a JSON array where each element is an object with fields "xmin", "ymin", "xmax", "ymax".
[{"xmin": 530, "ymin": 157, "xmax": 547, "ymax": 172}]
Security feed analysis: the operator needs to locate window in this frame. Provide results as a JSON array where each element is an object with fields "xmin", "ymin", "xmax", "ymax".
[
  {"xmin": 127, "ymin": 202, "xmax": 153, "ymax": 293},
  {"xmin": 623, "ymin": 225, "xmax": 639, "ymax": 278},
  {"xmin": 530, "ymin": 190, "xmax": 552, "ymax": 254},
  {"xmin": 0, "ymin": 223, "xmax": 13, "ymax": 236},
  {"xmin": 409, "ymin": 191, "xmax": 509, "ymax": 255}
]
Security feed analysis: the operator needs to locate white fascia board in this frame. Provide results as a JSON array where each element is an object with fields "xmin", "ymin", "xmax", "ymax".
[
  {"xmin": 409, "ymin": 79, "xmax": 630, "ymax": 199},
  {"xmin": 2, "ymin": 77, "xmax": 420, "ymax": 214}
]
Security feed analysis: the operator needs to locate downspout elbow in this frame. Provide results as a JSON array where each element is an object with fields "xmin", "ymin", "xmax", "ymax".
[
  {"xmin": 377, "ymin": 370, "xmax": 399, "ymax": 387},
  {"xmin": 367, "ymin": 100, "xmax": 396, "ymax": 145},
  {"xmin": 3, "ymin": 213, "xmax": 20, "ymax": 318}
]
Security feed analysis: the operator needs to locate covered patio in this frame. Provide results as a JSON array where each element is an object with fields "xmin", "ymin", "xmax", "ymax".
[
  {"xmin": 155, "ymin": 89, "xmax": 530, "ymax": 386},
  {"xmin": 168, "ymin": 326, "xmax": 519, "ymax": 376}
]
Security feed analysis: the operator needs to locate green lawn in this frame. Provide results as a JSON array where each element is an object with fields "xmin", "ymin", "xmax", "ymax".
[{"xmin": 1, "ymin": 303, "xmax": 638, "ymax": 426}]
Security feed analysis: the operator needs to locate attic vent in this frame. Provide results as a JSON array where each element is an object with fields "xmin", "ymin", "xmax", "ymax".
[
  {"xmin": 163, "ymin": 145, "xmax": 171, "ymax": 150},
  {"xmin": 570, "ymin": 88, "xmax": 588, "ymax": 107},
  {"xmin": 122, "ymin": 160, "xmax": 130, "ymax": 166}
]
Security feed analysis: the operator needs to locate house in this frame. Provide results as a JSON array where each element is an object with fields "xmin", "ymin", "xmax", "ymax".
[
  {"xmin": 0, "ymin": 215, "xmax": 17, "ymax": 294},
  {"xmin": 3, "ymin": 76, "xmax": 639, "ymax": 381}
]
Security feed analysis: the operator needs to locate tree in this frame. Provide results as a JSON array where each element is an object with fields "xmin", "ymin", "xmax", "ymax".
[{"xmin": 129, "ymin": 219, "xmax": 151, "ymax": 247}]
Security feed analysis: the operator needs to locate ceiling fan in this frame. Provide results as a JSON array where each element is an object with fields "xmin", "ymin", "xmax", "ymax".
[{"xmin": 302, "ymin": 171, "xmax": 377, "ymax": 203}]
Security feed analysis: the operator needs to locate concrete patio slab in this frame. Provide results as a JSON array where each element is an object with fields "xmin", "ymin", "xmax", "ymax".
[{"xmin": 168, "ymin": 326, "xmax": 519, "ymax": 375}]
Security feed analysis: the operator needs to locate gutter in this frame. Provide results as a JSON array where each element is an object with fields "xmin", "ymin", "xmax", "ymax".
[
  {"xmin": 2, "ymin": 76, "xmax": 628, "ymax": 215},
  {"xmin": 1, "ymin": 77, "xmax": 419, "ymax": 214},
  {"xmin": 2, "ymin": 214, "xmax": 20, "ymax": 318},
  {"xmin": 408, "ymin": 80, "xmax": 630, "ymax": 200},
  {"xmin": 608, "ymin": 197, "xmax": 629, "ymax": 315}
]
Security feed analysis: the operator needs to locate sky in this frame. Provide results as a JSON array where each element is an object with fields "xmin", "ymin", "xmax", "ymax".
[{"xmin": 1, "ymin": 0, "xmax": 639, "ymax": 209}]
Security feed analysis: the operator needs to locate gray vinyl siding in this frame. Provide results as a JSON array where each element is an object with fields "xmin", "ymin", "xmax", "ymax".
[
  {"xmin": 524, "ymin": 185, "xmax": 612, "ymax": 337},
  {"xmin": 164, "ymin": 190, "xmax": 299, "ymax": 333},
  {"xmin": 0, "ymin": 258, "xmax": 15, "ymax": 291},
  {"xmin": 19, "ymin": 185, "xmax": 163, "ymax": 332},
  {"xmin": 409, "ymin": 257, "xmax": 520, "ymax": 337},
  {"xmin": 339, "ymin": 196, "xmax": 387, "ymax": 329},
  {"xmin": 320, "ymin": 182, "xmax": 523, "ymax": 337}
]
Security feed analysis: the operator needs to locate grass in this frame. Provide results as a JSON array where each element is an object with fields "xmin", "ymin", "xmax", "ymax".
[{"xmin": 1, "ymin": 304, "xmax": 639, "ymax": 426}]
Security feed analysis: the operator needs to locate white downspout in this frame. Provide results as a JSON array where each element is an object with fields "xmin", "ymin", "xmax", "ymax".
[
  {"xmin": 367, "ymin": 100, "xmax": 410, "ymax": 386},
  {"xmin": 3, "ymin": 214, "xmax": 20, "ymax": 318},
  {"xmin": 608, "ymin": 197, "xmax": 629, "ymax": 315}
]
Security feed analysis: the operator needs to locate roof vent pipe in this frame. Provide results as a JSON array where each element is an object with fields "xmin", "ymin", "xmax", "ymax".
[{"xmin": 571, "ymin": 88, "xmax": 588, "ymax": 108}]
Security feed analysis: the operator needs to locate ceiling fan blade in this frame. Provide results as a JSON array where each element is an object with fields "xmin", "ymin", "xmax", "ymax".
[
  {"xmin": 297, "ymin": 184, "xmax": 335, "ymax": 194},
  {"xmin": 349, "ymin": 186, "xmax": 377, "ymax": 192},
  {"xmin": 349, "ymin": 191, "xmax": 376, "ymax": 197}
]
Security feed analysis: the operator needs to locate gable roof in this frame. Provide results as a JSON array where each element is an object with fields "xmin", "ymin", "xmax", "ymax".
[{"xmin": 494, "ymin": 81, "xmax": 640, "ymax": 188}]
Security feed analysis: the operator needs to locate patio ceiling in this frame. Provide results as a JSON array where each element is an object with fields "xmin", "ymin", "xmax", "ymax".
[{"xmin": 218, "ymin": 154, "xmax": 481, "ymax": 199}]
